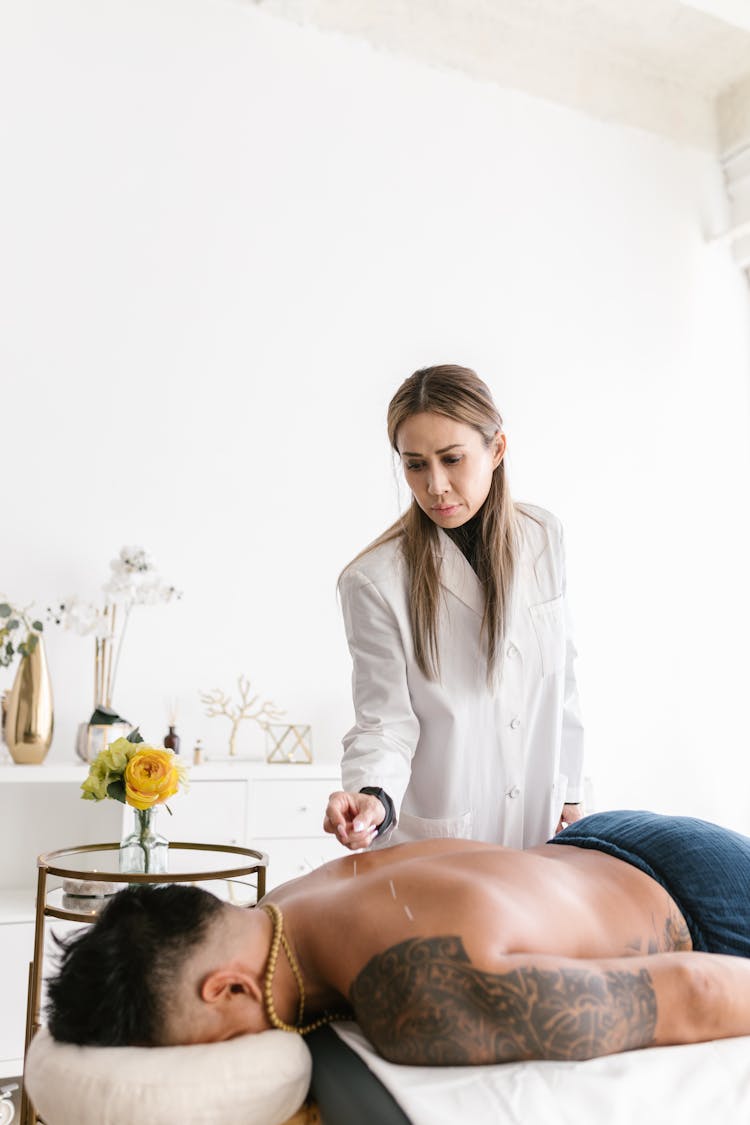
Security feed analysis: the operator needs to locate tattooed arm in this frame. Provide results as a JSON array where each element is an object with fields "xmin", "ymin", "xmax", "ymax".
[{"xmin": 350, "ymin": 936, "xmax": 750, "ymax": 1066}]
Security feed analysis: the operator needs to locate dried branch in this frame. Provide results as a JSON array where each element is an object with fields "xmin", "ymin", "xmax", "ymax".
[
  {"xmin": 200, "ymin": 688, "xmax": 234, "ymax": 718},
  {"xmin": 200, "ymin": 676, "xmax": 285, "ymax": 756}
]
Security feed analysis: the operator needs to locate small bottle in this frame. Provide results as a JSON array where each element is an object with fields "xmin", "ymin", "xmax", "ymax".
[
  {"xmin": 164, "ymin": 725, "xmax": 181, "ymax": 755},
  {"xmin": 192, "ymin": 738, "xmax": 204, "ymax": 766}
]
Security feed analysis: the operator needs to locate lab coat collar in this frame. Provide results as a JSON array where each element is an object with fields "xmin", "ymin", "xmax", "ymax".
[{"xmin": 436, "ymin": 529, "xmax": 485, "ymax": 617}]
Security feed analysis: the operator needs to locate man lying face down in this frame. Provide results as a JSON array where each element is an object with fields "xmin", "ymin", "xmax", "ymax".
[{"xmin": 47, "ymin": 811, "xmax": 750, "ymax": 1065}]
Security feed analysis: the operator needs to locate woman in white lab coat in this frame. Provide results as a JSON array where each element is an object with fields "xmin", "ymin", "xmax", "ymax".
[{"xmin": 324, "ymin": 365, "xmax": 584, "ymax": 851}]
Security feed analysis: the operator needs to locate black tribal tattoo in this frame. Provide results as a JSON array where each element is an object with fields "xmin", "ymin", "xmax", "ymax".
[
  {"xmin": 664, "ymin": 904, "xmax": 692, "ymax": 951},
  {"xmin": 626, "ymin": 901, "xmax": 692, "ymax": 956},
  {"xmin": 350, "ymin": 936, "xmax": 657, "ymax": 1066}
]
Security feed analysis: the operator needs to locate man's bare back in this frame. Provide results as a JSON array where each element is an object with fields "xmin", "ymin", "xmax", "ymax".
[
  {"xmin": 266, "ymin": 836, "xmax": 695, "ymax": 1063},
  {"xmin": 46, "ymin": 811, "xmax": 750, "ymax": 1066}
]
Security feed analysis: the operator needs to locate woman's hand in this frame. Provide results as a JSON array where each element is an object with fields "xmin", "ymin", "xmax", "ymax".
[
  {"xmin": 555, "ymin": 803, "xmax": 585, "ymax": 834},
  {"xmin": 324, "ymin": 790, "xmax": 385, "ymax": 850}
]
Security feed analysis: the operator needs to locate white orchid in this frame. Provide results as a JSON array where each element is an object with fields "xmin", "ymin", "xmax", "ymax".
[
  {"xmin": 49, "ymin": 547, "xmax": 181, "ymax": 710},
  {"xmin": 102, "ymin": 547, "xmax": 178, "ymax": 605},
  {"xmin": 55, "ymin": 596, "xmax": 109, "ymax": 638},
  {"xmin": 113, "ymin": 546, "xmax": 153, "ymax": 575},
  {"xmin": 130, "ymin": 575, "xmax": 179, "ymax": 606}
]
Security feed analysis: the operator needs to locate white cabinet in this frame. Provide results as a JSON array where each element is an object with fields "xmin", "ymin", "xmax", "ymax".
[
  {"xmin": 158, "ymin": 764, "xmax": 343, "ymax": 888},
  {"xmin": 164, "ymin": 779, "xmax": 248, "ymax": 847},
  {"xmin": 0, "ymin": 765, "xmax": 125, "ymax": 1079},
  {"xmin": 0, "ymin": 897, "xmax": 34, "ymax": 1078},
  {"xmin": 249, "ymin": 776, "xmax": 344, "ymax": 885},
  {"xmin": 250, "ymin": 777, "xmax": 335, "ymax": 837},
  {"xmin": 0, "ymin": 758, "xmax": 342, "ymax": 1078},
  {"xmin": 250, "ymin": 837, "xmax": 342, "ymax": 886}
]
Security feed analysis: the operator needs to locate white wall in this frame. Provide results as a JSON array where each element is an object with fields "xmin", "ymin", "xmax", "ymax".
[{"xmin": 1, "ymin": 0, "xmax": 749, "ymax": 828}]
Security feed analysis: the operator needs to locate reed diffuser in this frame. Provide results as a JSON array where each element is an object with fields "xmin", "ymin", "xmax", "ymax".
[{"xmin": 164, "ymin": 698, "xmax": 181, "ymax": 755}]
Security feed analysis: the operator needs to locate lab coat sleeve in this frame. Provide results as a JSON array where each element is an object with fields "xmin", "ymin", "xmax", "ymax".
[
  {"xmin": 338, "ymin": 567, "xmax": 420, "ymax": 820},
  {"xmin": 559, "ymin": 526, "xmax": 585, "ymax": 804}
]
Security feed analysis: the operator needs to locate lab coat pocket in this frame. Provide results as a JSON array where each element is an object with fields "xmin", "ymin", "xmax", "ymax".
[
  {"xmin": 529, "ymin": 595, "xmax": 565, "ymax": 677},
  {"xmin": 397, "ymin": 810, "xmax": 474, "ymax": 841}
]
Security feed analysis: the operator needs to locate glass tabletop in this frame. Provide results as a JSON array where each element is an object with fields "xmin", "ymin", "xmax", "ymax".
[
  {"xmin": 39, "ymin": 841, "xmax": 268, "ymax": 881},
  {"xmin": 47, "ymin": 875, "xmax": 261, "ymax": 921}
]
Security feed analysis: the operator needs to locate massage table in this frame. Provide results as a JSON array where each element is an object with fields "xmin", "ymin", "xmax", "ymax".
[
  {"xmin": 310, "ymin": 1022, "xmax": 750, "ymax": 1124},
  {"xmin": 25, "ymin": 1018, "xmax": 750, "ymax": 1125}
]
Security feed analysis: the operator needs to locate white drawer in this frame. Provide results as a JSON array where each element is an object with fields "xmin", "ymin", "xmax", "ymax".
[
  {"xmin": 251, "ymin": 836, "xmax": 343, "ymax": 890},
  {"xmin": 0, "ymin": 921, "xmax": 33, "ymax": 1066},
  {"xmin": 164, "ymin": 780, "xmax": 247, "ymax": 846},
  {"xmin": 249, "ymin": 779, "xmax": 334, "ymax": 838}
]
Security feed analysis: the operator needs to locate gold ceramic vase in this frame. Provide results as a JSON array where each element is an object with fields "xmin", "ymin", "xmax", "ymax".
[{"xmin": 4, "ymin": 637, "xmax": 54, "ymax": 764}]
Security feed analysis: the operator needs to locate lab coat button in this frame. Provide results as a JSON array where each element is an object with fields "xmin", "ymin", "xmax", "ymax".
[
  {"xmin": 508, "ymin": 786, "xmax": 521, "ymax": 799},
  {"xmin": 507, "ymin": 643, "xmax": 519, "ymax": 658},
  {"xmin": 510, "ymin": 717, "xmax": 521, "ymax": 730}
]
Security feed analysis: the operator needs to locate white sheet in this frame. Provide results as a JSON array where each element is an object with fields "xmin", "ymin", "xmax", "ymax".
[{"xmin": 334, "ymin": 1022, "xmax": 750, "ymax": 1125}]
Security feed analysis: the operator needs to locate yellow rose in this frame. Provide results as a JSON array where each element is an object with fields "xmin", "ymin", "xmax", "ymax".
[{"xmin": 124, "ymin": 747, "xmax": 181, "ymax": 810}]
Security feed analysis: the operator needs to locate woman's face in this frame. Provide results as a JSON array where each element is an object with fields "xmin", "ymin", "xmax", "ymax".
[{"xmin": 396, "ymin": 411, "xmax": 506, "ymax": 529}]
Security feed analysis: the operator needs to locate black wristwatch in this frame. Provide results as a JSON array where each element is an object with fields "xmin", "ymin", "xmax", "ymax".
[{"xmin": 359, "ymin": 787, "xmax": 395, "ymax": 836}]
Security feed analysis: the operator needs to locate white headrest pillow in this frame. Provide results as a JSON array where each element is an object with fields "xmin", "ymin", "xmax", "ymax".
[{"xmin": 24, "ymin": 1026, "xmax": 312, "ymax": 1125}]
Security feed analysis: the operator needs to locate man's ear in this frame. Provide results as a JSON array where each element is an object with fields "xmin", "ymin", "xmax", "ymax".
[{"xmin": 200, "ymin": 966, "xmax": 263, "ymax": 1007}]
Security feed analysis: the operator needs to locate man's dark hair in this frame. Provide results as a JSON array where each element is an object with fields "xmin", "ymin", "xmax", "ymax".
[{"xmin": 46, "ymin": 883, "xmax": 224, "ymax": 1046}]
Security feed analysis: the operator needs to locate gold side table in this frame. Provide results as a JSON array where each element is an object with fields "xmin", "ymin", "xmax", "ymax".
[{"xmin": 21, "ymin": 841, "xmax": 268, "ymax": 1125}]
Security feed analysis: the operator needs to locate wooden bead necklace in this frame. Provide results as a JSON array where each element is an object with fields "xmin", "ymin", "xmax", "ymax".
[{"xmin": 261, "ymin": 902, "xmax": 347, "ymax": 1035}]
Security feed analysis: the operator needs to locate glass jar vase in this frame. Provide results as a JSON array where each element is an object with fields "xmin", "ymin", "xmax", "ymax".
[{"xmin": 119, "ymin": 807, "xmax": 168, "ymax": 874}]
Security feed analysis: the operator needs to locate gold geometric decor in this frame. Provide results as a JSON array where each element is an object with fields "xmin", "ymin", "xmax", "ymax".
[{"xmin": 264, "ymin": 723, "xmax": 313, "ymax": 764}]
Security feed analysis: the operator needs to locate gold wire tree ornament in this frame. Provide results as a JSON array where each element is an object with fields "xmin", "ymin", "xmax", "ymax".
[{"xmin": 200, "ymin": 676, "xmax": 285, "ymax": 757}]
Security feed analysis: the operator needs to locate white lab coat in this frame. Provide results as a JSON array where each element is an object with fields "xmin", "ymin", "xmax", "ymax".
[{"xmin": 339, "ymin": 504, "xmax": 584, "ymax": 848}]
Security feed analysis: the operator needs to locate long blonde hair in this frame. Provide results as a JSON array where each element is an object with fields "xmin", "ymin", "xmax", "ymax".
[{"xmin": 347, "ymin": 365, "xmax": 518, "ymax": 681}]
